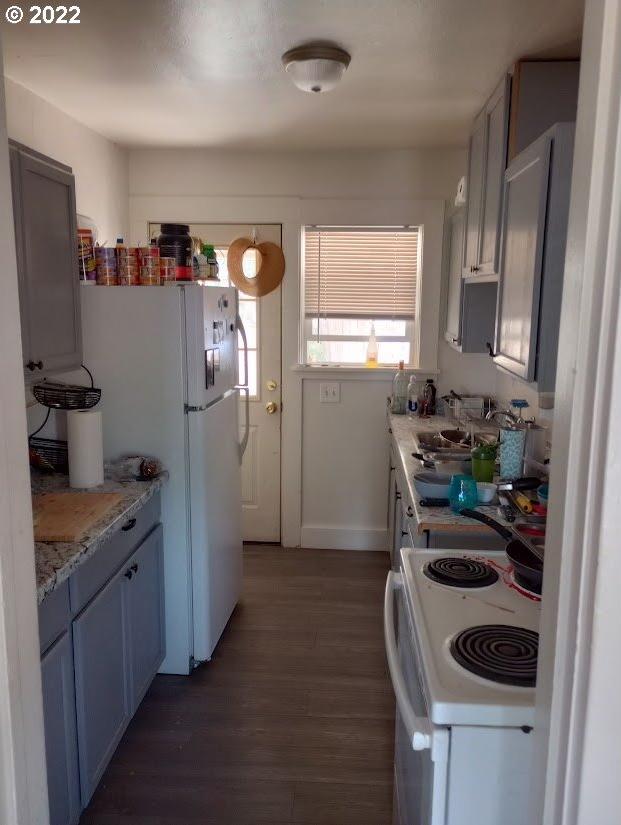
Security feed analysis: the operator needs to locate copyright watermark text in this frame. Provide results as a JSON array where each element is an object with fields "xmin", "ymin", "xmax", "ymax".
[{"xmin": 5, "ymin": 5, "xmax": 80, "ymax": 24}]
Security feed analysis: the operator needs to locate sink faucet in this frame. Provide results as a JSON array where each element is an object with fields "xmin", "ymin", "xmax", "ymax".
[{"xmin": 485, "ymin": 409, "xmax": 519, "ymax": 427}]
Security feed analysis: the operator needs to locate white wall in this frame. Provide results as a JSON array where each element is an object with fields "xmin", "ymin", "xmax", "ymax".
[
  {"xmin": 129, "ymin": 147, "xmax": 461, "ymax": 549},
  {"xmin": 5, "ymin": 78, "xmax": 129, "ymax": 243},
  {"xmin": 4, "ymin": 78, "xmax": 130, "ymax": 438}
]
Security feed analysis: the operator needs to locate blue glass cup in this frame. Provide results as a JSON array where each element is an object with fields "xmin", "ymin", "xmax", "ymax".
[{"xmin": 449, "ymin": 474, "xmax": 479, "ymax": 514}]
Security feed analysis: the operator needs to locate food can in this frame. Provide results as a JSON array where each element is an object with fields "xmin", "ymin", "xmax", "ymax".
[
  {"xmin": 96, "ymin": 266, "xmax": 118, "ymax": 286},
  {"xmin": 160, "ymin": 256, "xmax": 177, "ymax": 284},
  {"xmin": 138, "ymin": 246, "xmax": 160, "ymax": 266},
  {"xmin": 140, "ymin": 265, "xmax": 161, "ymax": 286},
  {"xmin": 118, "ymin": 262, "xmax": 140, "ymax": 286}
]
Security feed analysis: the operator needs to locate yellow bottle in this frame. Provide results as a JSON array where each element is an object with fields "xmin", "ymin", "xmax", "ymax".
[{"xmin": 366, "ymin": 323, "xmax": 378, "ymax": 367}]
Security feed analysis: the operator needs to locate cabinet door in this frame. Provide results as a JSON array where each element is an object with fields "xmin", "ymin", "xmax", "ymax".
[
  {"xmin": 125, "ymin": 525, "xmax": 165, "ymax": 711},
  {"xmin": 10, "ymin": 144, "xmax": 82, "ymax": 375},
  {"xmin": 387, "ymin": 466, "xmax": 397, "ymax": 557},
  {"xmin": 494, "ymin": 135, "xmax": 552, "ymax": 381},
  {"xmin": 41, "ymin": 632, "xmax": 81, "ymax": 825},
  {"xmin": 479, "ymin": 76, "xmax": 510, "ymax": 276},
  {"xmin": 73, "ymin": 569, "xmax": 130, "ymax": 805},
  {"xmin": 462, "ymin": 112, "xmax": 485, "ymax": 276},
  {"xmin": 445, "ymin": 210, "xmax": 465, "ymax": 345}
]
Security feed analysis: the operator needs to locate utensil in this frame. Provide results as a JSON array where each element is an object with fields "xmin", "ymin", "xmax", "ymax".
[
  {"xmin": 419, "ymin": 497, "xmax": 450, "ymax": 507},
  {"xmin": 460, "ymin": 508, "xmax": 544, "ymax": 594},
  {"xmin": 497, "ymin": 492, "xmax": 516, "ymax": 523},
  {"xmin": 496, "ymin": 477, "xmax": 541, "ymax": 491},
  {"xmin": 449, "ymin": 475, "xmax": 479, "ymax": 514}
]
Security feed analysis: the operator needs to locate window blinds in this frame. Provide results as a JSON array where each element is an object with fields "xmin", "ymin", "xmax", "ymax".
[{"xmin": 304, "ymin": 227, "xmax": 420, "ymax": 320}]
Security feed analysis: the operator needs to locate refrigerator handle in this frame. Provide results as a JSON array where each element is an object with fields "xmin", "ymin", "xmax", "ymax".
[{"xmin": 235, "ymin": 314, "xmax": 250, "ymax": 462}]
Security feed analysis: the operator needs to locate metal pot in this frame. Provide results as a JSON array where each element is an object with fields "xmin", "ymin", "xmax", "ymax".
[{"xmin": 460, "ymin": 508, "xmax": 544, "ymax": 595}]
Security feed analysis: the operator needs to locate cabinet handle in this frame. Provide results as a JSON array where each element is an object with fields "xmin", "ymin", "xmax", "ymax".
[
  {"xmin": 131, "ymin": 563, "xmax": 138, "ymax": 574},
  {"xmin": 406, "ymin": 506, "xmax": 414, "ymax": 518},
  {"xmin": 396, "ymin": 492, "xmax": 402, "ymax": 500},
  {"xmin": 26, "ymin": 360, "xmax": 43, "ymax": 371},
  {"xmin": 122, "ymin": 518, "xmax": 137, "ymax": 532},
  {"xmin": 471, "ymin": 265, "xmax": 480, "ymax": 273},
  {"xmin": 124, "ymin": 570, "xmax": 133, "ymax": 580},
  {"xmin": 486, "ymin": 342, "xmax": 496, "ymax": 358}
]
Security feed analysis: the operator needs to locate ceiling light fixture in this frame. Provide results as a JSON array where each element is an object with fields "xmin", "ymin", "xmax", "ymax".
[{"xmin": 282, "ymin": 43, "xmax": 351, "ymax": 94}]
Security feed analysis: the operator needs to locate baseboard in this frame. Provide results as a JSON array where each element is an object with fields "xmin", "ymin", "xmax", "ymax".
[{"xmin": 300, "ymin": 525, "xmax": 389, "ymax": 551}]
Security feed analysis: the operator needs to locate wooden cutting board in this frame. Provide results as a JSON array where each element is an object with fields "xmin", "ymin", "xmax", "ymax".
[{"xmin": 33, "ymin": 492, "xmax": 124, "ymax": 542}]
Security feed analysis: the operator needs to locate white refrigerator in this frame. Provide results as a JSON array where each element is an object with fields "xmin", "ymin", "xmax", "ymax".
[{"xmin": 80, "ymin": 284, "xmax": 247, "ymax": 675}]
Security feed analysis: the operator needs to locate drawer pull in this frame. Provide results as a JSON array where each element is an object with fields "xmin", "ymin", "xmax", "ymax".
[
  {"xmin": 124, "ymin": 570, "xmax": 133, "ymax": 580},
  {"xmin": 122, "ymin": 518, "xmax": 137, "ymax": 532},
  {"xmin": 406, "ymin": 506, "xmax": 414, "ymax": 517},
  {"xmin": 130, "ymin": 563, "xmax": 138, "ymax": 574}
]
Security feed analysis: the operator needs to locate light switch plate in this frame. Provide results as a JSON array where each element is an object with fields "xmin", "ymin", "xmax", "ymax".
[{"xmin": 320, "ymin": 382, "xmax": 340, "ymax": 403}]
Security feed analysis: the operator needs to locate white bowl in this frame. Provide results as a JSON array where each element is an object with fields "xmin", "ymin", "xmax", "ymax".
[
  {"xmin": 476, "ymin": 482, "xmax": 497, "ymax": 504},
  {"xmin": 413, "ymin": 472, "xmax": 452, "ymax": 500}
]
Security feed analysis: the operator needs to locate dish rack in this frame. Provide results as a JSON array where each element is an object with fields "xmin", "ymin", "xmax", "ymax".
[
  {"xmin": 443, "ymin": 394, "xmax": 495, "ymax": 421},
  {"xmin": 29, "ymin": 437, "xmax": 69, "ymax": 473},
  {"xmin": 32, "ymin": 381, "xmax": 101, "ymax": 410}
]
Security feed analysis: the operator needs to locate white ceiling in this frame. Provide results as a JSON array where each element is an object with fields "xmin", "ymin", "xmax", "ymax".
[{"xmin": 1, "ymin": 0, "xmax": 584, "ymax": 149}]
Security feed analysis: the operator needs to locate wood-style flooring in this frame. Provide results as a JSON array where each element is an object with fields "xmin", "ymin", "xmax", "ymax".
[{"xmin": 80, "ymin": 546, "xmax": 395, "ymax": 825}]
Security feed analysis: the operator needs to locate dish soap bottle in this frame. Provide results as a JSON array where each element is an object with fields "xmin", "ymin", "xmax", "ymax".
[
  {"xmin": 391, "ymin": 362, "xmax": 408, "ymax": 414},
  {"xmin": 407, "ymin": 376, "xmax": 422, "ymax": 417},
  {"xmin": 420, "ymin": 378, "xmax": 437, "ymax": 416},
  {"xmin": 365, "ymin": 323, "xmax": 378, "ymax": 368}
]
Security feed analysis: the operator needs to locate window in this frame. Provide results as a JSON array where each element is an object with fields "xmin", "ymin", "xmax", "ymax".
[
  {"xmin": 214, "ymin": 248, "xmax": 258, "ymax": 398},
  {"xmin": 302, "ymin": 226, "xmax": 421, "ymax": 366}
]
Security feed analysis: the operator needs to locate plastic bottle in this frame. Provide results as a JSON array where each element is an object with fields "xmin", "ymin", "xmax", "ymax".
[
  {"xmin": 407, "ymin": 376, "xmax": 422, "ymax": 417},
  {"xmin": 391, "ymin": 362, "xmax": 409, "ymax": 414},
  {"xmin": 115, "ymin": 237, "xmax": 125, "ymax": 251},
  {"xmin": 365, "ymin": 323, "xmax": 378, "ymax": 367}
]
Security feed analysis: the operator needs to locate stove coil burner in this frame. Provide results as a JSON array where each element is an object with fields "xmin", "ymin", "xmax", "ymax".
[
  {"xmin": 450, "ymin": 624, "xmax": 539, "ymax": 687},
  {"xmin": 424, "ymin": 557, "xmax": 499, "ymax": 589}
]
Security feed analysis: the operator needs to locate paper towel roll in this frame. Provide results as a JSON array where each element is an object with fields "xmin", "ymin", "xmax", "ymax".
[{"xmin": 67, "ymin": 410, "xmax": 104, "ymax": 488}]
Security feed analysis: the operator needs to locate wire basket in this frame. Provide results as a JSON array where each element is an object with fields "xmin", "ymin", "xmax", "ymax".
[
  {"xmin": 29, "ymin": 438, "xmax": 69, "ymax": 474},
  {"xmin": 32, "ymin": 381, "xmax": 101, "ymax": 410}
]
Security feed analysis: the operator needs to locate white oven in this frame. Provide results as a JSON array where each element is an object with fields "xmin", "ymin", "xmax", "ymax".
[
  {"xmin": 385, "ymin": 572, "xmax": 448, "ymax": 825},
  {"xmin": 384, "ymin": 549, "xmax": 539, "ymax": 825}
]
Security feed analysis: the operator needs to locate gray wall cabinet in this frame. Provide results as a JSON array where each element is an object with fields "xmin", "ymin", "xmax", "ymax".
[
  {"xmin": 445, "ymin": 209, "xmax": 497, "ymax": 353},
  {"xmin": 38, "ymin": 498, "xmax": 164, "ymax": 817},
  {"xmin": 494, "ymin": 124, "xmax": 575, "ymax": 402},
  {"xmin": 462, "ymin": 76, "xmax": 510, "ymax": 278},
  {"xmin": 9, "ymin": 141, "xmax": 82, "ymax": 377},
  {"xmin": 41, "ymin": 632, "xmax": 81, "ymax": 825}
]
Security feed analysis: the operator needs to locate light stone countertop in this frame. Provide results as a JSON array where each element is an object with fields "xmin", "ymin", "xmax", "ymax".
[
  {"xmin": 33, "ymin": 467, "xmax": 166, "ymax": 604},
  {"xmin": 388, "ymin": 412, "xmax": 509, "ymax": 535}
]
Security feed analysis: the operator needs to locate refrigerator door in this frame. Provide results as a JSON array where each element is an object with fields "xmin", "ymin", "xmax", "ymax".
[
  {"xmin": 188, "ymin": 389, "xmax": 243, "ymax": 663},
  {"xmin": 185, "ymin": 284, "xmax": 238, "ymax": 409}
]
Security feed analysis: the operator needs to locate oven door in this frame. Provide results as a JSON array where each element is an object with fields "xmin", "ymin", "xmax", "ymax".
[{"xmin": 385, "ymin": 571, "xmax": 449, "ymax": 825}]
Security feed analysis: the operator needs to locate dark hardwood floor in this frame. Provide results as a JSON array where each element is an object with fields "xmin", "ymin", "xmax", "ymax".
[{"xmin": 80, "ymin": 546, "xmax": 395, "ymax": 825}]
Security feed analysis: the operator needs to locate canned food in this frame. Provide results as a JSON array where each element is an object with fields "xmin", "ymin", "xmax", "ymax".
[
  {"xmin": 138, "ymin": 246, "xmax": 160, "ymax": 266},
  {"xmin": 118, "ymin": 263, "xmax": 140, "ymax": 286},
  {"xmin": 140, "ymin": 266, "xmax": 161, "ymax": 286}
]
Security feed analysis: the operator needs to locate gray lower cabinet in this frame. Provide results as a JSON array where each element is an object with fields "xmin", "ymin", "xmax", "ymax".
[
  {"xmin": 494, "ymin": 123, "xmax": 575, "ymax": 401},
  {"xmin": 126, "ymin": 525, "xmax": 165, "ymax": 711},
  {"xmin": 39, "ymin": 505, "xmax": 164, "ymax": 818},
  {"xmin": 9, "ymin": 141, "xmax": 82, "ymax": 377},
  {"xmin": 72, "ymin": 523, "xmax": 165, "ymax": 805},
  {"xmin": 72, "ymin": 563, "xmax": 131, "ymax": 805},
  {"xmin": 41, "ymin": 632, "xmax": 81, "ymax": 825}
]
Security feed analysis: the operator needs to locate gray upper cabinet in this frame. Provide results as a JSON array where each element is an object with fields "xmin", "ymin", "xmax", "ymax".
[
  {"xmin": 462, "ymin": 76, "xmax": 510, "ymax": 278},
  {"xmin": 41, "ymin": 632, "xmax": 81, "ymax": 825},
  {"xmin": 9, "ymin": 141, "xmax": 82, "ymax": 377},
  {"xmin": 494, "ymin": 124, "xmax": 575, "ymax": 402},
  {"xmin": 445, "ymin": 209, "xmax": 464, "ymax": 346}
]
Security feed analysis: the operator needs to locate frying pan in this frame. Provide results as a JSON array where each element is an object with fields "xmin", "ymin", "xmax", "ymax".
[{"xmin": 460, "ymin": 508, "xmax": 544, "ymax": 595}]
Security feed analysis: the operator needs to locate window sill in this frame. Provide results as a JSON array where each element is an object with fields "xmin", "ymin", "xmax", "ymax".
[{"xmin": 292, "ymin": 364, "xmax": 440, "ymax": 380}]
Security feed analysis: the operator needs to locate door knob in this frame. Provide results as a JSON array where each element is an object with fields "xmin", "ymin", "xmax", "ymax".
[
  {"xmin": 266, "ymin": 379, "xmax": 278, "ymax": 391},
  {"xmin": 265, "ymin": 401, "xmax": 278, "ymax": 415}
]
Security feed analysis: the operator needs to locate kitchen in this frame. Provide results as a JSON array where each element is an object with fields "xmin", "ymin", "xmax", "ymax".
[{"xmin": 0, "ymin": 1, "xmax": 619, "ymax": 824}]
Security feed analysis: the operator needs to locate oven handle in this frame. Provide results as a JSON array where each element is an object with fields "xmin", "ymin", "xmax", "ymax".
[{"xmin": 384, "ymin": 571, "xmax": 433, "ymax": 752}]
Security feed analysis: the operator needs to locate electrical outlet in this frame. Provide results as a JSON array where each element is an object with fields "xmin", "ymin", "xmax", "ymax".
[{"xmin": 319, "ymin": 382, "xmax": 340, "ymax": 403}]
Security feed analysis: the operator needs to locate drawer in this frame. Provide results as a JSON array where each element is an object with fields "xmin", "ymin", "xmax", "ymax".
[
  {"xmin": 38, "ymin": 579, "xmax": 70, "ymax": 655},
  {"xmin": 69, "ymin": 493, "xmax": 160, "ymax": 615}
]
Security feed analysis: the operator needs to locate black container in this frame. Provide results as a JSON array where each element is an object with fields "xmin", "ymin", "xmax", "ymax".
[{"xmin": 157, "ymin": 223, "xmax": 192, "ymax": 281}]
